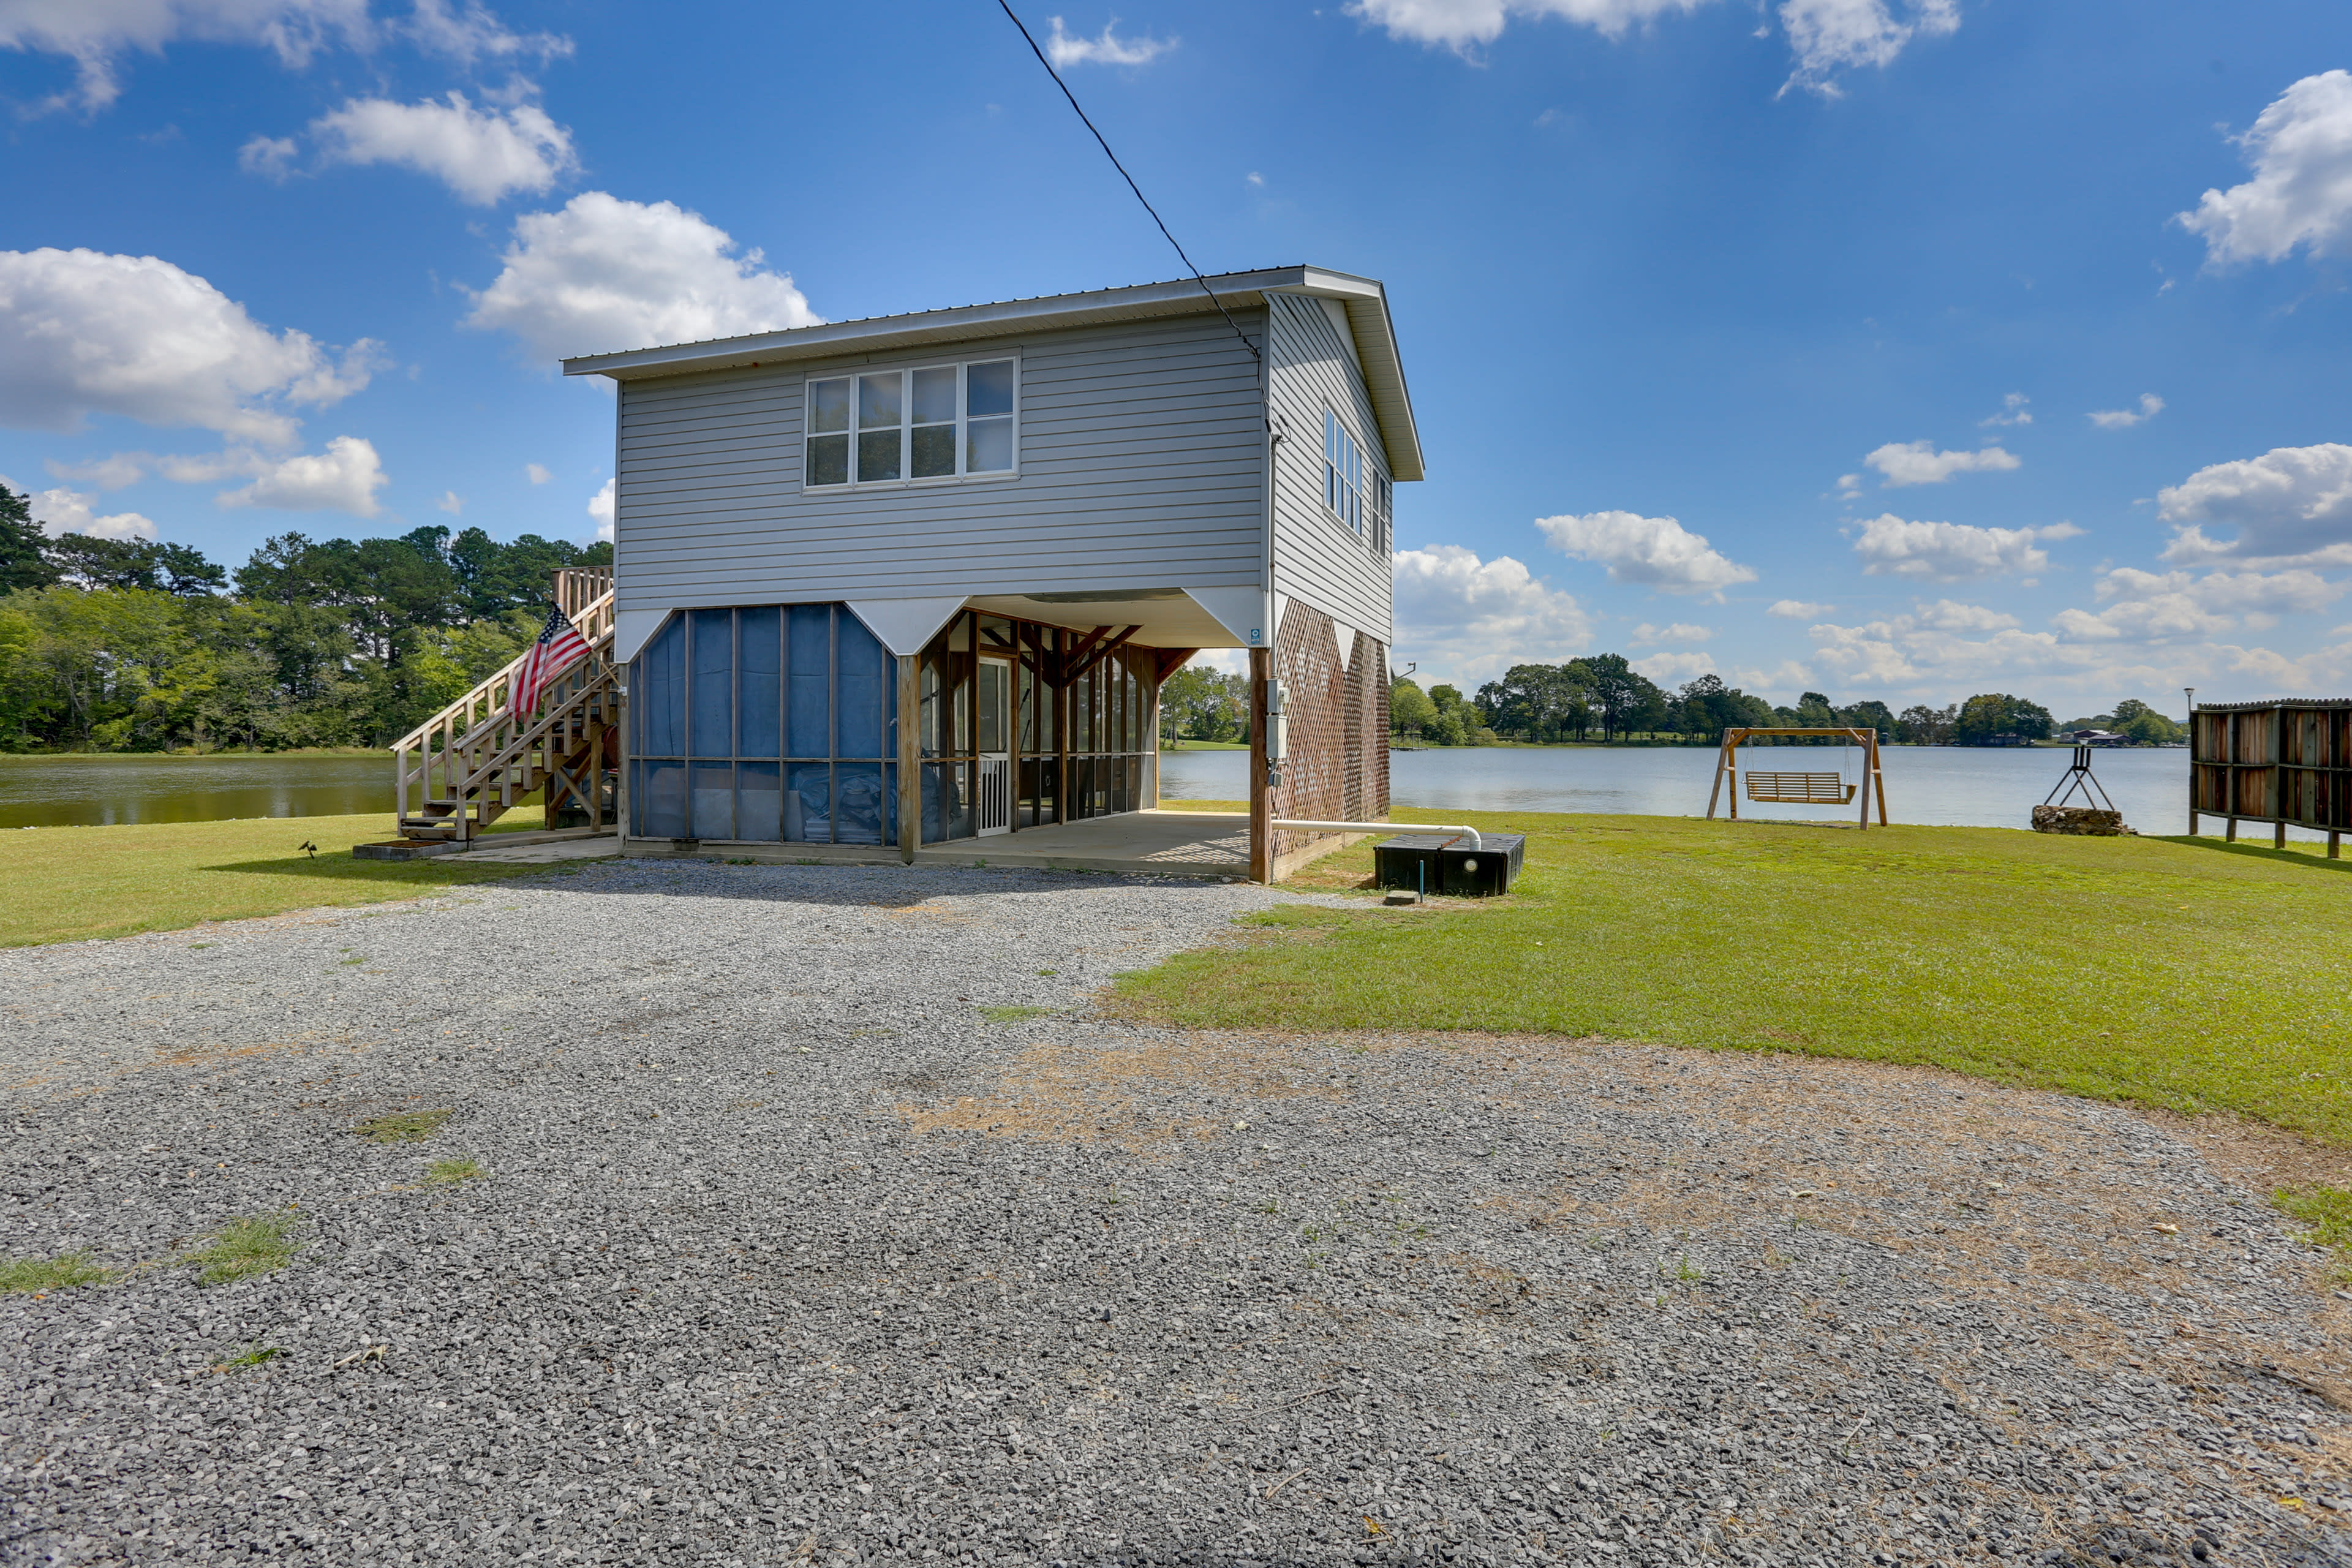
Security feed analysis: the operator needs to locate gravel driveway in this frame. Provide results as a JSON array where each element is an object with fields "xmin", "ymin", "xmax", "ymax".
[{"xmin": 5, "ymin": 858, "xmax": 2352, "ymax": 1567}]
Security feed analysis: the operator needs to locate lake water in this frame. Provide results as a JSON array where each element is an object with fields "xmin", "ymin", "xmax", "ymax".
[
  {"xmin": 1161, "ymin": 743, "xmax": 2239, "ymax": 838},
  {"xmin": 0, "ymin": 755, "xmax": 392, "ymax": 829},
  {"xmin": 0, "ymin": 743, "xmax": 2244, "ymax": 840}
]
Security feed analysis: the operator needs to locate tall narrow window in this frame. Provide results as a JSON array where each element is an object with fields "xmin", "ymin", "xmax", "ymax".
[
  {"xmin": 1325, "ymin": 409, "xmax": 1364, "ymax": 535},
  {"xmin": 805, "ymin": 358, "xmax": 1017, "ymax": 487}
]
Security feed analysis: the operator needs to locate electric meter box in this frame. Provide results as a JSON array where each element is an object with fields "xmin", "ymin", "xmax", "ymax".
[{"xmin": 1373, "ymin": 833, "xmax": 1526, "ymax": 897}]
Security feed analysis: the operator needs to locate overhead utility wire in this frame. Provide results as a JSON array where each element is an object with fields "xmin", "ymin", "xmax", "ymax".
[{"xmin": 993, "ymin": 0, "xmax": 1261, "ymax": 363}]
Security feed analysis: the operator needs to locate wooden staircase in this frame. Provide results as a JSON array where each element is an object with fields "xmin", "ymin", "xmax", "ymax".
[{"xmin": 393, "ymin": 568, "xmax": 620, "ymax": 843}]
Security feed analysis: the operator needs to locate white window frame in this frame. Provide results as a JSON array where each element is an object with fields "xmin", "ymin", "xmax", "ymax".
[
  {"xmin": 1324, "ymin": 407, "xmax": 1366, "ymax": 538},
  {"xmin": 801, "ymin": 354, "xmax": 1020, "ymax": 492}
]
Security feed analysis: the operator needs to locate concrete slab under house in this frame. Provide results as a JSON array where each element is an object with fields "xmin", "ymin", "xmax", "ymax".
[{"xmin": 385, "ymin": 266, "xmax": 1423, "ymax": 881}]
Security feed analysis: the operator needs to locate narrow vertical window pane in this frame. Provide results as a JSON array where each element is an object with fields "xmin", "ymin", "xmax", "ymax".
[
  {"xmin": 785, "ymin": 761, "xmax": 829, "ymax": 842},
  {"xmin": 688, "ymin": 609, "xmax": 733, "ymax": 758},
  {"xmin": 946, "ymin": 761, "xmax": 972, "ymax": 839},
  {"xmin": 911, "ymin": 366, "xmax": 957, "ymax": 424},
  {"xmin": 918, "ymin": 657, "xmax": 943, "ymax": 758},
  {"xmin": 637, "ymin": 759, "xmax": 687, "ymax": 838},
  {"xmin": 967, "ymin": 360, "xmax": 1015, "ymax": 417},
  {"xmin": 787, "ymin": 605, "xmax": 831, "ymax": 757},
  {"xmin": 809, "ymin": 378, "xmax": 852, "ymax": 432},
  {"xmin": 858, "ymin": 372, "xmax": 902, "ymax": 428},
  {"xmin": 835, "ymin": 762, "xmax": 886, "ymax": 845},
  {"xmin": 640, "ymin": 616, "xmax": 685, "ymax": 756},
  {"xmin": 965, "ymin": 417, "xmax": 1012, "ymax": 473},
  {"xmin": 836, "ymin": 610, "xmax": 889, "ymax": 758},
  {"xmin": 737, "ymin": 607, "xmax": 780, "ymax": 757},
  {"xmin": 736, "ymin": 761, "xmax": 781, "ymax": 841},
  {"xmin": 690, "ymin": 761, "xmax": 734, "ymax": 840},
  {"xmin": 806, "ymin": 434, "xmax": 848, "ymax": 487}
]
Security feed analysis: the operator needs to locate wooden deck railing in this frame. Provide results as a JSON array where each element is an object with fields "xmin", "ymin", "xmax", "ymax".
[{"xmin": 393, "ymin": 586, "xmax": 617, "ymax": 839}]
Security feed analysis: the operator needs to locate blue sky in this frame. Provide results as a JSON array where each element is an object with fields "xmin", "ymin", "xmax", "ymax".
[{"xmin": 2, "ymin": 0, "xmax": 2349, "ymax": 715}]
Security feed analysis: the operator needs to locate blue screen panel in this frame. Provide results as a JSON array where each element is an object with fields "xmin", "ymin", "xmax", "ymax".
[
  {"xmin": 689, "ymin": 609, "xmax": 733, "ymax": 758},
  {"xmin": 737, "ymin": 607, "xmax": 780, "ymax": 758},
  {"xmin": 636, "ymin": 758, "xmax": 686, "ymax": 839},
  {"xmin": 787, "ymin": 605, "xmax": 831, "ymax": 758}
]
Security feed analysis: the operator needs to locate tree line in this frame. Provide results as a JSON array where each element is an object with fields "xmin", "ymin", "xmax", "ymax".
[{"xmin": 0, "ymin": 484, "xmax": 609, "ymax": 752}]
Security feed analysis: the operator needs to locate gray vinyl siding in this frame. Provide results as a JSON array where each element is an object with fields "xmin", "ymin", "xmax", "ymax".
[
  {"xmin": 612, "ymin": 310, "xmax": 1267, "ymax": 616},
  {"xmin": 1268, "ymin": 293, "xmax": 1393, "ymax": 644}
]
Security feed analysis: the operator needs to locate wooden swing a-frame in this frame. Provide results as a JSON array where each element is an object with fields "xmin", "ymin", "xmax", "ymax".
[{"xmin": 1705, "ymin": 727, "xmax": 1890, "ymax": 829}]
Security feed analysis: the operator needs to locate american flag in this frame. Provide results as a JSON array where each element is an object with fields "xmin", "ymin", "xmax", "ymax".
[{"xmin": 510, "ymin": 603, "xmax": 591, "ymax": 715}]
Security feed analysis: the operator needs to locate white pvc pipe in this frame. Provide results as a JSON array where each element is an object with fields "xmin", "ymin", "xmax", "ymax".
[{"xmin": 1272, "ymin": 818, "xmax": 1483, "ymax": 851}]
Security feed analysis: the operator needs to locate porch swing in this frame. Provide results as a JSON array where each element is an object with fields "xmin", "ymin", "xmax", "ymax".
[{"xmin": 1705, "ymin": 726, "xmax": 1890, "ymax": 829}]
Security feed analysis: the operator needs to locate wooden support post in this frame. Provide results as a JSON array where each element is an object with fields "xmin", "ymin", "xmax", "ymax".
[
  {"xmin": 896, "ymin": 654, "xmax": 920, "ymax": 864},
  {"xmin": 1871, "ymin": 734, "xmax": 1889, "ymax": 826},
  {"xmin": 585, "ymin": 719, "xmax": 604, "ymax": 832},
  {"xmin": 1728, "ymin": 733, "xmax": 1741, "ymax": 821},
  {"xmin": 1705, "ymin": 732, "xmax": 1733, "ymax": 820},
  {"xmin": 2331, "ymin": 831, "xmax": 2340, "ymax": 860},
  {"xmin": 2275, "ymin": 821, "xmax": 2288, "ymax": 850},
  {"xmin": 2188, "ymin": 809, "xmax": 2198, "ymax": 836},
  {"xmin": 1856, "ymin": 730, "xmax": 1871, "ymax": 831},
  {"xmin": 2226, "ymin": 817, "xmax": 2237, "ymax": 842},
  {"xmin": 1248, "ymin": 645, "xmax": 1272, "ymax": 884}
]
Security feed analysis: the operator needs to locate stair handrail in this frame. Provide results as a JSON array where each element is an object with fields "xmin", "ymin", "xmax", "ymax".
[
  {"xmin": 450, "ymin": 651, "xmax": 616, "ymax": 795},
  {"xmin": 393, "ymin": 592, "xmax": 616, "ymax": 836},
  {"xmin": 391, "ymin": 590, "xmax": 615, "ymax": 754}
]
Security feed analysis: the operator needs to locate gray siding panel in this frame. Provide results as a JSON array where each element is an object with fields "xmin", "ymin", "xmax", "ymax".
[
  {"xmin": 1267, "ymin": 293, "xmax": 1393, "ymax": 644},
  {"xmin": 613, "ymin": 311, "xmax": 1267, "ymax": 613}
]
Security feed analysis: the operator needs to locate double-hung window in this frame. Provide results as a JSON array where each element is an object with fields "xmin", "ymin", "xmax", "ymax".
[
  {"xmin": 804, "ymin": 357, "xmax": 1016, "ymax": 488},
  {"xmin": 1324, "ymin": 409, "xmax": 1365, "ymax": 535}
]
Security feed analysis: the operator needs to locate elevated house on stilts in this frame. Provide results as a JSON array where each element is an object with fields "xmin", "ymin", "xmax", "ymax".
[{"xmin": 390, "ymin": 267, "xmax": 1420, "ymax": 881}]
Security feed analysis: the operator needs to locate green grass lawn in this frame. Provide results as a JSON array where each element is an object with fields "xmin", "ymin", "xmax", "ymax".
[
  {"xmin": 0, "ymin": 812, "xmax": 533, "ymax": 947},
  {"xmin": 1121, "ymin": 810, "xmax": 2352, "ymax": 1145}
]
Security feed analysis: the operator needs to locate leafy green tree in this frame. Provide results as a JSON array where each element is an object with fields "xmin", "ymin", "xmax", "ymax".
[
  {"xmin": 2110, "ymin": 698, "xmax": 2184, "ymax": 744},
  {"xmin": 1158, "ymin": 663, "xmax": 1245, "ymax": 743},
  {"xmin": 1838, "ymin": 698, "xmax": 1897, "ymax": 741},
  {"xmin": 1572, "ymin": 654, "xmax": 1662, "ymax": 742},
  {"xmin": 1954, "ymin": 693, "xmax": 2051, "ymax": 745},
  {"xmin": 1389, "ymin": 676, "xmax": 1436, "ymax": 740},
  {"xmin": 1898, "ymin": 703, "xmax": 1954, "ymax": 744},
  {"xmin": 43, "ymin": 534, "xmax": 225, "ymax": 595},
  {"xmin": 1474, "ymin": 663, "xmax": 1590, "ymax": 742},
  {"xmin": 0, "ymin": 484, "xmax": 58, "ymax": 594}
]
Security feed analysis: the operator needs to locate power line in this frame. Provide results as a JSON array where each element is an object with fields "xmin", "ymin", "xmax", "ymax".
[{"xmin": 993, "ymin": 0, "xmax": 1261, "ymax": 363}]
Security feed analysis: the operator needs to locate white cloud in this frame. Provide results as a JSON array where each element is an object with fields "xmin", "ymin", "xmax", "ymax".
[
  {"xmin": 0, "ymin": 0, "xmax": 564, "ymax": 115},
  {"xmin": 1635, "ymin": 650, "xmax": 1716, "ymax": 684},
  {"xmin": 1909, "ymin": 598, "xmax": 2020, "ymax": 632},
  {"xmin": 1863, "ymin": 439, "xmax": 2022, "ymax": 487},
  {"xmin": 214, "ymin": 435, "xmax": 386, "ymax": 515},
  {"xmin": 2155, "ymin": 443, "xmax": 2352, "ymax": 566},
  {"xmin": 304, "ymin": 92, "xmax": 576, "ymax": 205},
  {"xmin": 1350, "ymin": 0, "xmax": 1709, "ymax": 52},
  {"xmin": 525, "ymin": 462, "xmax": 551, "ymax": 484},
  {"xmin": 2087, "ymin": 393, "xmax": 2163, "ymax": 431},
  {"xmin": 1768, "ymin": 599, "xmax": 1834, "ymax": 619},
  {"xmin": 401, "ymin": 0, "xmax": 569, "ymax": 66},
  {"xmin": 1836, "ymin": 473, "xmax": 1861, "ymax": 496},
  {"xmin": 0, "ymin": 0, "xmax": 368, "ymax": 112},
  {"xmin": 2177, "ymin": 70, "xmax": 2352, "ymax": 267},
  {"xmin": 1629, "ymin": 621, "xmax": 1711, "ymax": 646},
  {"xmin": 1390, "ymin": 543, "xmax": 1591, "ymax": 685},
  {"xmin": 238, "ymin": 133, "xmax": 298, "ymax": 178},
  {"xmin": 25, "ymin": 484, "xmax": 157, "ymax": 541},
  {"xmin": 464, "ymin": 192, "xmax": 821, "ymax": 362},
  {"xmin": 587, "ymin": 476, "xmax": 614, "ymax": 541},
  {"xmin": 1348, "ymin": 0, "xmax": 1954, "ymax": 92},
  {"xmin": 1044, "ymin": 16, "xmax": 1175, "ymax": 67},
  {"xmin": 1534, "ymin": 509, "xmax": 1757, "ymax": 596},
  {"xmin": 1980, "ymin": 393, "xmax": 2031, "ymax": 428},
  {"xmin": 2051, "ymin": 567, "xmax": 2347, "ymax": 643},
  {"xmin": 1851, "ymin": 513, "xmax": 2082, "ymax": 581},
  {"xmin": 435, "ymin": 489, "xmax": 462, "ymax": 514},
  {"xmin": 0, "ymin": 247, "xmax": 376, "ymax": 443},
  {"xmin": 1777, "ymin": 0, "xmax": 1956, "ymax": 99}
]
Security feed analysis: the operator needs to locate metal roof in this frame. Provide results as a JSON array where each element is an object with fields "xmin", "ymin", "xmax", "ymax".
[
  {"xmin": 561, "ymin": 265, "xmax": 1425, "ymax": 482},
  {"xmin": 2193, "ymin": 698, "xmax": 2352, "ymax": 710}
]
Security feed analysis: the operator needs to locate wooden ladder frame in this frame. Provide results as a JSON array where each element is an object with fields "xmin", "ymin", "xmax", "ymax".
[{"xmin": 1705, "ymin": 726, "xmax": 1890, "ymax": 830}]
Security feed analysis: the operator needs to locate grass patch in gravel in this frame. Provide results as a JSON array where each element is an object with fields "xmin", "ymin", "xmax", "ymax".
[
  {"xmin": 213, "ymin": 1344, "xmax": 284, "ymax": 1371},
  {"xmin": 1117, "ymin": 810, "xmax": 2352, "ymax": 1144},
  {"xmin": 0, "ymin": 1250, "xmax": 113, "ymax": 1292},
  {"xmin": 425, "ymin": 1156, "xmax": 487, "ymax": 1183},
  {"xmin": 976, "ymin": 1003, "xmax": 1053, "ymax": 1024},
  {"xmin": 0, "ymin": 812, "xmax": 533, "ymax": 946},
  {"xmin": 355, "ymin": 1109, "xmax": 453, "ymax": 1143},
  {"xmin": 185, "ymin": 1215, "xmax": 300, "ymax": 1286},
  {"xmin": 2275, "ymin": 1186, "xmax": 2352, "ymax": 1276}
]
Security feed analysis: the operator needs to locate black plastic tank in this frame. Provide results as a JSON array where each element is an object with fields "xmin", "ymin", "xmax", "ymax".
[{"xmin": 1373, "ymin": 833, "xmax": 1526, "ymax": 896}]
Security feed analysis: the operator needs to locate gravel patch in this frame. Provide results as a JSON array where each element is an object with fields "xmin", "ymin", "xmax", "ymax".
[{"xmin": 4, "ymin": 857, "xmax": 2352, "ymax": 1567}]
